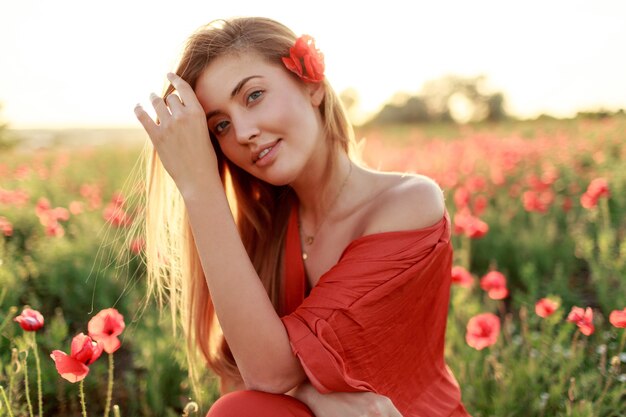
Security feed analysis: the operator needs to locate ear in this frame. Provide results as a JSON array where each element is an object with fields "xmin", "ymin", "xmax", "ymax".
[{"xmin": 307, "ymin": 82, "xmax": 325, "ymax": 107}]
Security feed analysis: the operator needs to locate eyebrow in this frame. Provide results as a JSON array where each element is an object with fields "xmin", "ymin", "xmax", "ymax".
[{"xmin": 205, "ymin": 75, "xmax": 263, "ymax": 120}]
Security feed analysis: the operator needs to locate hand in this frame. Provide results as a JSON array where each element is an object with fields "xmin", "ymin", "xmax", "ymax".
[
  {"xmin": 290, "ymin": 383, "xmax": 403, "ymax": 417},
  {"xmin": 134, "ymin": 73, "xmax": 218, "ymax": 198}
]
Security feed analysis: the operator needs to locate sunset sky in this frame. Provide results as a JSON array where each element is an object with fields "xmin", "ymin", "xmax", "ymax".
[{"xmin": 1, "ymin": 0, "xmax": 625, "ymax": 128}]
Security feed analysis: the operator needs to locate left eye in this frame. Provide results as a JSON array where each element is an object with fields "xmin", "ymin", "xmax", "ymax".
[{"xmin": 247, "ymin": 90, "xmax": 263, "ymax": 103}]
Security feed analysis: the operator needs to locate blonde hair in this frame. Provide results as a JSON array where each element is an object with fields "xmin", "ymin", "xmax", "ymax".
[{"xmin": 145, "ymin": 17, "xmax": 355, "ymax": 389}]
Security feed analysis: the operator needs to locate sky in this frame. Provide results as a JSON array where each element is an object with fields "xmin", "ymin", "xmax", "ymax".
[{"xmin": 1, "ymin": 0, "xmax": 625, "ymax": 128}]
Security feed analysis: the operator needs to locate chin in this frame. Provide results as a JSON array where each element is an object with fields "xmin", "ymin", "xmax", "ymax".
[{"xmin": 253, "ymin": 166, "xmax": 299, "ymax": 187}]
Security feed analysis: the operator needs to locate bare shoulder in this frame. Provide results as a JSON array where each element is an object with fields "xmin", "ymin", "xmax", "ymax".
[{"xmin": 361, "ymin": 173, "xmax": 446, "ymax": 236}]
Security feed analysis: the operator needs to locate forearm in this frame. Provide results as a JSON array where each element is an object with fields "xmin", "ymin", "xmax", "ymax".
[
  {"xmin": 286, "ymin": 381, "xmax": 317, "ymax": 404},
  {"xmin": 183, "ymin": 179, "xmax": 305, "ymax": 392}
]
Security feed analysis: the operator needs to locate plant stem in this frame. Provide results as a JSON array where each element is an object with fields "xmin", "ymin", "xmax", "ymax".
[
  {"xmin": 22, "ymin": 352, "xmax": 34, "ymax": 417},
  {"xmin": 462, "ymin": 235, "xmax": 471, "ymax": 270},
  {"xmin": 0, "ymin": 306, "xmax": 18, "ymax": 334},
  {"xmin": 79, "ymin": 380, "xmax": 88, "ymax": 417},
  {"xmin": 113, "ymin": 405, "xmax": 121, "ymax": 417},
  {"xmin": 8, "ymin": 349, "xmax": 19, "ymax": 406},
  {"xmin": 0, "ymin": 385, "xmax": 15, "ymax": 417},
  {"xmin": 599, "ymin": 197, "xmax": 610, "ymax": 232},
  {"xmin": 570, "ymin": 330, "xmax": 580, "ymax": 358},
  {"xmin": 617, "ymin": 330, "xmax": 626, "ymax": 355},
  {"xmin": 104, "ymin": 353, "xmax": 114, "ymax": 417},
  {"xmin": 596, "ymin": 373, "xmax": 613, "ymax": 408},
  {"xmin": 561, "ymin": 331, "xmax": 580, "ymax": 389},
  {"xmin": 32, "ymin": 334, "xmax": 43, "ymax": 417}
]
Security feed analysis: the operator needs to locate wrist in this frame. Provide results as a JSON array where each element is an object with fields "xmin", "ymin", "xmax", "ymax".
[
  {"xmin": 179, "ymin": 175, "xmax": 223, "ymax": 204},
  {"xmin": 288, "ymin": 382, "xmax": 316, "ymax": 404}
]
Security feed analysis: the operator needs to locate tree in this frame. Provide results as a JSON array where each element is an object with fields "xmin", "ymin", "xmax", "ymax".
[{"xmin": 366, "ymin": 74, "xmax": 507, "ymax": 125}]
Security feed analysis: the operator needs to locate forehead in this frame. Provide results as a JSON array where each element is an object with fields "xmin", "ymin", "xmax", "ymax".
[{"xmin": 195, "ymin": 53, "xmax": 282, "ymax": 111}]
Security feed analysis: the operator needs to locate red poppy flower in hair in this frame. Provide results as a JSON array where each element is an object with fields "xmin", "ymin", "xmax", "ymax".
[{"xmin": 282, "ymin": 35, "xmax": 325, "ymax": 83}]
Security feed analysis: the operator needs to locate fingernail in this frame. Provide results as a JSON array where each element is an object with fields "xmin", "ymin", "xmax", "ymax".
[
  {"xmin": 134, "ymin": 103, "xmax": 141, "ymax": 108},
  {"xmin": 167, "ymin": 72, "xmax": 176, "ymax": 80}
]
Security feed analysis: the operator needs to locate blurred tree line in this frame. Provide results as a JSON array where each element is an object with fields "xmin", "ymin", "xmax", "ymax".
[
  {"xmin": 0, "ymin": 104, "xmax": 18, "ymax": 150},
  {"xmin": 342, "ymin": 74, "xmax": 507, "ymax": 126}
]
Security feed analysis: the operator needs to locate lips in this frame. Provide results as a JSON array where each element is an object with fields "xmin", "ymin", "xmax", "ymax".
[{"xmin": 253, "ymin": 140, "xmax": 281, "ymax": 163}]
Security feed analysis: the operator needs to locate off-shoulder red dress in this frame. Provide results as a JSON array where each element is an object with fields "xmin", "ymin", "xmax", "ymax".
[{"xmin": 207, "ymin": 203, "xmax": 471, "ymax": 417}]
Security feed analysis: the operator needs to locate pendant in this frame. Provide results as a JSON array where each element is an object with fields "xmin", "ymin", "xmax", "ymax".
[{"xmin": 302, "ymin": 252, "xmax": 308, "ymax": 260}]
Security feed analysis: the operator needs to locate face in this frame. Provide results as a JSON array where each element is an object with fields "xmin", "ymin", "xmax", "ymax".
[{"xmin": 194, "ymin": 52, "xmax": 326, "ymax": 185}]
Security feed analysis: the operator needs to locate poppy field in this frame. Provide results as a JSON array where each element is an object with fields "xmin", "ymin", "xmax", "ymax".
[{"xmin": 1, "ymin": 117, "xmax": 625, "ymax": 416}]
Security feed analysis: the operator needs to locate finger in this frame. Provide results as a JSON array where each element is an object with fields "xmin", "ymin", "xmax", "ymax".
[
  {"xmin": 150, "ymin": 92, "xmax": 172, "ymax": 123},
  {"xmin": 166, "ymin": 72, "xmax": 203, "ymax": 111},
  {"xmin": 165, "ymin": 93, "xmax": 185, "ymax": 115},
  {"xmin": 134, "ymin": 104, "xmax": 159, "ymax": 139}
]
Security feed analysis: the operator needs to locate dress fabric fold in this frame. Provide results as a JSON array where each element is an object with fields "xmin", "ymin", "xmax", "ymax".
[{"xmin": 281, "ymin": 202, "xmax": 471, "ymax": 417}]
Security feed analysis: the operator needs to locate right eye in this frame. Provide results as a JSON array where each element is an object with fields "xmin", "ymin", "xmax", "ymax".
[{"xmin": 214, "ymin": 120, "xmax": 230, "ymax": 135}]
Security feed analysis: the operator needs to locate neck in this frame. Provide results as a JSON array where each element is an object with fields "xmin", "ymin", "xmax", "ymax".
[{"xmin": 289, "ymin": 151, "xmax": 353, "ymax": 228}]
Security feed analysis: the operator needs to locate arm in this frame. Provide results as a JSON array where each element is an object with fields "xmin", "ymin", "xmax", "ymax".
[
  {"xmin": 135, "ymin": 74, "xmax": 305, "ymax": 393},
  {"xmin": 185, "ymin": 187, "xmax": 306, "ymax": 392}
]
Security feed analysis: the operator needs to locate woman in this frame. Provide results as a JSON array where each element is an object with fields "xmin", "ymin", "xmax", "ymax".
[{"xmin": 134, "ymin": 16, "xmax": 470, "ymax": 417}]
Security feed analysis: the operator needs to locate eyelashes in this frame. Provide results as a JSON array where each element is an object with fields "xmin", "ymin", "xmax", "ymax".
[{"xmin": 210, "ymin": 89, "xmax": 265, "ymax": 137}]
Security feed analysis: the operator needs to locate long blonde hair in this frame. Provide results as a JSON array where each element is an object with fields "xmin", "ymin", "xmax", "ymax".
[{"xmin": 145, "ymin": 17, "xmax": 354, "ymax": 387}]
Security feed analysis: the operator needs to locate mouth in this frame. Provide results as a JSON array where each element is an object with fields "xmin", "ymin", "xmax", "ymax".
[{"xmin": 253, "ymin": 139, "xmax": 281, "ymax": 163}]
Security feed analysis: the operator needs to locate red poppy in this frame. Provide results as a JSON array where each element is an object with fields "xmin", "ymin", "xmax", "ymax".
[
  {"xmin": 14, "ymin": 164, "xmax": 30, "ymax": 179},
  {"xmin": 541, "ymin": 168, "xmax": 559, "ymax": 186},
  {"xmin": 88, "ymin": 308, "xmax": 125, "ymax": 354},
  {"xmin": 0, "ymin": 216, "xmax": 13, "ymax": 237},
  {"xmin": 14, "ymin": 308, "xmax": 44, "ymax": 331},
  {"xmin": 586, "ymin": 178, "xmax": 610, "ymax": 199},
  {"xmin": 453, "ymin": 208, "xmax": 489, "ymax": 239},
  {"xmin": 566, "ymin": 306, "xmax": 595, "ymax": 336},
  {"xmin": 80, "ymin": 183, "xmax": 102, "ymax": 209},
  {"xmin": 35, "ymin": 197, "xmax": 51, "ymax": 217},
  {"xmin": 69, "ymin": 201, "xmax": 84, "ymax": 215},
  {"xmin": 466, "ymin": 217, "xmax": 489, "ymax": 238},
  {"xmin": 281, "ymin": 35, "xmax": 325, "ymax": 83},
  {"xmin": 609, "ymin": 308, "xmax": 626, "ymax": 328},
  {"xmin": 535, "ymin": 298, "xmax": 559, "ymax": 318},
  {"xmin": 103, "ymin": 203, "xmax": 132, "ymax": 227},
  {"xmin": 580, "ymin": 193, "xmax": 596, "ymax": 209},
  {"xmin": 472, "ymin": 195, "xmax": 488, "ymax": 217},
  {"xmin": 50, "ymin": 333, "xmax": 103, "ymax": 383},
  {"xmin": 130, "ymin": 238, "xmax": 145, "ymax": 255},
  {"xmin": 527, "ymin": 173, "xmax": 552, "ymax": 192},
  {"xmin": 466, "ymin": 175, "xmax": 486, "ymax": 192},
  {"xmin": 581, "ymin": 178, "xmax": 610, "ymax": 209},
  {"xmin": 35, "ymin": 198, "xmax": 71, "ymax": 237},
  {"xmin": 451, "ymin": 266, "xmax": 474, "ymax": 287},
  {"xmin": 0, "ymin": 188, "xmax": 29, "ymax": 207},
  {"xmin": 466, "ymin": 313, "xmax": 500, "ymax": 350},
  {"xmin": 522, "ymin": 191, "xmax": 543, "ymax": 213},
  {"xmin": 480, "ymin": 271, "xmax": 509, "ymax": 300},
  {"xmin": 453, "ymin": 187, "xmax": 470, "ymax": 209},
  {"xmin": 52, "ymin": 207, "xmax": 70, "ymax": 221},
  {"xmin": 110, "ymin": 191, "xmax": 126, "ymax": 207},
  {"xmin": 45, "ymin": 221, "xmax": 65, "ymax": 237}
]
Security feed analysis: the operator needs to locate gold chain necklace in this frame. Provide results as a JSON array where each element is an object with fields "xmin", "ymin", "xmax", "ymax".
[{"xmin": 299, "ymin": 162, "xmax": 353, "ymax": 260}]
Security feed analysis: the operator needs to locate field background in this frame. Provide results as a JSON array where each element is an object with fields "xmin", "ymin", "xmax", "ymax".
[{"xmin": 1, "ymin": 116, "xmax": 625, "ymax": 416}]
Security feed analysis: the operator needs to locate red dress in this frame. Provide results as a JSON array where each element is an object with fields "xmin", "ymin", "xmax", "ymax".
[{"xmin": 207, "ymin": 203, "xmax": 471, "ymax": 417}]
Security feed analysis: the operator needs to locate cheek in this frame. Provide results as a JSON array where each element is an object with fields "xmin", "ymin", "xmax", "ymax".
[
  {"xmin": 271, "ymin": 96, "xmax": 319, "ymax": 139},
  {"xmin": 218, "ymin": 141, "xmax": 245, "ymax": 165}
]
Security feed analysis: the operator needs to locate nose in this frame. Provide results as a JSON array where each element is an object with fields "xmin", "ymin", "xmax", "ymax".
[{"xmin": 233, "ymin": 115, "xmax": 261, "ymax": 144}]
